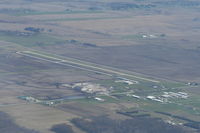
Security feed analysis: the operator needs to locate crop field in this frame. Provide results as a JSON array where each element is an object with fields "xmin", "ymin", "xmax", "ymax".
[{"xmin": 0, "ymin": 0, "xmax": 200, "ymax": 133}]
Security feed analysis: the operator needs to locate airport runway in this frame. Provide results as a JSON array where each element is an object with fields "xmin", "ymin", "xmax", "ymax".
[{"xmin": 16, "ymin": 50, "xmax": 160, "ymax": 83}]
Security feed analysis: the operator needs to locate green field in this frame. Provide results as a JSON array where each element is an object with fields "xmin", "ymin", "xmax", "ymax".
[
  {"xmin": 9, "ymin": 10, "xmax": 104, "ymax": 16},
  {"xmin": 42, "ymin": 16, "xmax": 130, "ymax": 22},
  {"xmin": 0, "ymin": 32, "xmax": 64, "ymax": 47}
]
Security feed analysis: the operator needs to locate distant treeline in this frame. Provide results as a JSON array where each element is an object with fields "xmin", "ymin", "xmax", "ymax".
[
  {"xmin": 0, "ymin": 30, "xmax": 34, "ymax": 36},
  {"xmin": 116, "ymin": 111, "xmax": 151, "ymax": 118},
  {"xmin": 50, "ymin": 124, "xmax": 74, "ymax": 133},
  {"xmin": 154, "ymin": 1, "xmax": 200, "ymax": 7},
  {"xmin": 0, "ymin": 8, "xmax": 35, "ymax": 14},
  {"xmin": 67, "ymin": 39, "xmax": 97, "ymax": 48},
  {"xmin": 71, "ymin": 116, "xmax": 189, "ymax": 133},
  {"xmin": 24, "ymin": 27, "xmax": 44, "ymax": 33},
  {"xmin": 155, "ymin": 111, "xmax": 200, "ymax": 130},
  {"xmin": 107, "ymin": 3, "xmax": 156, "ymax": 10}
]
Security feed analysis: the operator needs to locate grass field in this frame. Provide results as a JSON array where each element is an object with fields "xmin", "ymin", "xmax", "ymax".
[
  {"xmin": 13, "ymin": 10, "xmax": 104, "ymax": 16},
  {"xmin": 0, "ymin": 0, "xmax": 200, "ymax": 133},
  {"xmin": 0, "ymin": 32, "xmax": 64, "ymax": 47}
]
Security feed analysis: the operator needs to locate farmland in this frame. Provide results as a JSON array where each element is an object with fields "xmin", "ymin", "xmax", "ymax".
[{"xmin": 0, "ymin": 0, "xmax": 200, "ymax": 133}]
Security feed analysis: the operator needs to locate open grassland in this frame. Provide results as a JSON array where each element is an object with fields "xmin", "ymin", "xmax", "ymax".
[
  {"xmin": 0, "ymin": 0, "xmax": 200, "ymax": 133},
  {"xmin": 0, "ymin": 104, "xmax": 77, "ymax": 133},
  {"xmin": 17, "ymin": 50, "xmax": 160, "ymax": 83},
  {"xmin": 13, "ymin": 10, "xmax": 104, "ymax": 16},
  {"xmin": 0, "ymin": 32, "xmax": 64, "ymax": 47}
]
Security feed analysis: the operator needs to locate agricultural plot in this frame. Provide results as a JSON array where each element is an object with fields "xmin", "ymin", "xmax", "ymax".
[
  {"xmin": 0, "ymin": 31, "xmax": 65, "ymax": 47},
  {"xmin": 0, "ymin": 0, "xmax": 200, "ymax": 133}
]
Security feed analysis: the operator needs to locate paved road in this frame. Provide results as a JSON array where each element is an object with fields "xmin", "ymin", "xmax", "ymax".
[
  {"xmin": 17, "ymin": 50, "xmax": 160, "ymax": 83},
  {"xmin": 16, "ymin": 51, "xmax": 113, "ymax": 77}
]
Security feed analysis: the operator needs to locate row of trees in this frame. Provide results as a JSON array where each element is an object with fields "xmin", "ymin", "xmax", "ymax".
[{"xmin": 71, "ymin": 116, "xmax": 188, "ymax": 133}]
